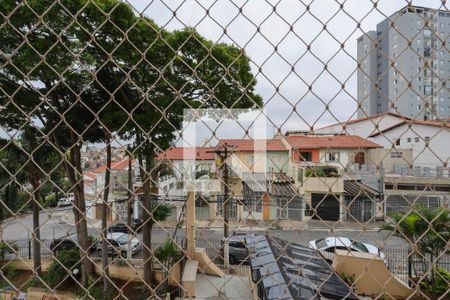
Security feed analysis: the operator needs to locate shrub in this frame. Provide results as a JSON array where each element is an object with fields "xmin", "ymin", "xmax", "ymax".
[
  {"xmin": 79, "ymin": 279, "xmax": 113, "ymax": 300},
  {"xmin": 155, "ymin": 239, "xmax": 183, "ymax": 267},
  {"xmin": 420, "ymin": 268, "xmax": 450, "ymax": 296},
  {"xmin": 339, "ymin": 272, "xmax": 354, "ymax": 285},
  {"xmin": 0, "ymin": 241, "xmax": 17, "ymax": 261},
  {"xmin": 44, "ymin": 249, "xmax": 80, "ymax": 288},
  {"xmin": 1, "ymin": 262, "xmax": 17, "ymax": 278}
]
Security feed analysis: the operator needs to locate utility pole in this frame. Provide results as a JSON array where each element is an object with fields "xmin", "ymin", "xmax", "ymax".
[{"xmin": 208, "ymin": 143, "xmax": 234, "ymax": 270}]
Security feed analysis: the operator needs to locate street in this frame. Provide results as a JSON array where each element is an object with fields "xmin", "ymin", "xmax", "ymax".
[{"xmin": 1, "ymin": 207, "xmax": 408, "ymax": 258}]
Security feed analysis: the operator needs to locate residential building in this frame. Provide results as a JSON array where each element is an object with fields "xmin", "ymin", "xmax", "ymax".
[
  {"xmin": 384, "ymin": 175, "xmax": 450, "ymax": 214},
  {"xmin": 369, "ymin": 119, "xmax": 450, "ymax": 170},
  {"xmin": 313, "ymin": 112, "xmax": 410, "ymax": 138},
  {"xmin": 281, "ymin": 134, "xmax": 382, "ymax": 221},
  {"xmin": 156, "ymin": 147, "xmax": 217, "ymax": 196},
  {"xmin": 241, "ymin": 172, "xmax": 304, "ymax": 222},
  {"xmin": 357, "ymin": 6, "xmax": 450, "ymax": 120},
  {"xmin": 217, "ymin": 139, "xmax": 290, "ymax": 174},
  {"xmin": 282, "ymin": 135, "xmax": 382, "ymax": 168}
]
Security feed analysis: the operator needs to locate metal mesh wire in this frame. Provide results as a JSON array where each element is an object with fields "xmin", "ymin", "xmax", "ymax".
[{"xmin": 0, "ymin": 0, "xmax": 449, "ymax": 299}]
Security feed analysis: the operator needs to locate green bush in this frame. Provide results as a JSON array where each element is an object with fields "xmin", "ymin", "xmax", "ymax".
[
  {"xmin": 154, "ymin": 239, "xmax": 183, "ymax": 267},
  {"xmin": 420, "ymin": 268, "xmax": 450, "ymax": 296},
  {"xmin": 0, "ymin": 241, "xmax": 17, "ymax": 261},
  {"xmin": 339, "ymin": 272, "xmax": 354, "ymax": 285},
  {"xmin": 79, "ymin": 279, "xmax": 113, "ymax": 300},
  {"xmin": 44, "ymin": 249, "xmax": 80, "ymax": 288},
  {"xmin": 1, "ymin": 262, "xmax": 17, "ymax": 278}
]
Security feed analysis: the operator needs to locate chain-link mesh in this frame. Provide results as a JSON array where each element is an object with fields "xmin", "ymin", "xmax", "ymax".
[{"xmin": 0, "ymin": 0, "xmax": 449, "ymax": 299}]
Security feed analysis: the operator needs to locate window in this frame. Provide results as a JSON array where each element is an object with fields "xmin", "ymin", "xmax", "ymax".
[
  {"xmin": 246, "ymin": 155, "xmax": 255, "ymax": 164},
  {"xmin": 425, "ymin": 136, "xmax": 430, "ymax": 142},
  {"xmin": 415, "ymin": 137, "xmax": 420, "ymax": 142},
  {"xmin": 299, "ymin": 151, "xmax": 312, "ymax": 161},
  {"xmin": 325, "ymin": 152, "xmax": 339, "ymax": 162},
  {"xmin": 391, "ymin": 151, "xmax": 402, "ymax": 158},
  {"xmin": 407, "ymin": 137, "xmax": 411, "ymax": 142},
  {"xmin": 395, "ymin": 139, "xmax": 401, "ymax": 146}
]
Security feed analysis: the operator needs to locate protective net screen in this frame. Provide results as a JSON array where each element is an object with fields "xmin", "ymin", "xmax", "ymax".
[{"xmin": 0, "ymin": 1, "xmax": 449, "ymax": 299}]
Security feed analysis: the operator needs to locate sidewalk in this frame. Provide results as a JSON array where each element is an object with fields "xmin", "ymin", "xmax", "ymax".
[
  {"xmin": 61, "ymin": 211, "xmax": 381, "ymax": 232},
  {"xmin": 61, "ymin": 211, "xmax": 102, "ymax": 229}
]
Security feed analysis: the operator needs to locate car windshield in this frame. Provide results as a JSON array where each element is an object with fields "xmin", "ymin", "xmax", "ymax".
[
  {"xmin": 116, "ymin": 234, "xmax": 129, "ymax": 245},
  {"xmin": 351, "ymin": 241, "xmax": 368, "ymax": 252},
  {"xmin": 315, "ymin": 238, "xmax": 328, "ymax": 248}
]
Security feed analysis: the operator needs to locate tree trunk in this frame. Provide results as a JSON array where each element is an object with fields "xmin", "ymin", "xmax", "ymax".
[
  {"xmin": 69, "ymin": 144, "xmax": 92, "ymax": 286},
  {"xmin": 140, "ymin": 141, "xmax": 157, "ymax": 289},
  {"xmin": 102, "ymin": 134, "xmax": 112, "ymax": 291},
  {"xmin": 31, "ymin": 177, "xmax": 42, "ymax": 277},
  {"xmin": 141, "ymin": 153, "xmax": 152, "ymax": 286}
]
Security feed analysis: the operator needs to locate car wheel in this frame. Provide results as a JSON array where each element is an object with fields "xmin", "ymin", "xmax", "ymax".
[
  {"xmin": 229, "ymin": 255, "xmax": 237, "ymax": 264},
  {"xmin": 121, "ymin": 251, "xmax": 127, "ymax": 258}
]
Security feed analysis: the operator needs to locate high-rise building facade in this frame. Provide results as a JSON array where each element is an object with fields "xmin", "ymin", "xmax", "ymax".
[{"xmin": 357, "ymin": 6, "xmax": 450, "ymax": 120}]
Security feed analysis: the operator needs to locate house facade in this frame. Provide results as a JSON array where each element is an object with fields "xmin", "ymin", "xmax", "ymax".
[
  {"xmin": 369, "ymin": 120, "xmax": 450, "ymax": 171},
  {"xmin": 313, "ymin": 113, "xmax": 410, "ymax": 138},
  {"xmin": 281, "ymin": 134, "xmax": 382, "ymax": 221}
]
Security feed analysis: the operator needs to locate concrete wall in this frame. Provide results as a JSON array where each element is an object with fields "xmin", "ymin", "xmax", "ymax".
[
  {"xmin": 314, "ymin": 114, "xmax": 405, "ymax": 138},
  {"xmin": 370, "ymin": 123, "xmax": 450, "ymax": 168},
  {"xmin": 332, "ymin": 250, "xmax": 413, "ymax": 299}
]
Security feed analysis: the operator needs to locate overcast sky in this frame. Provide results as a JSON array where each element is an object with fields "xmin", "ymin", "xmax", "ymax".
[{"xmin": 124, "ymin": 0, "xmax": 446, "ymax": 146}]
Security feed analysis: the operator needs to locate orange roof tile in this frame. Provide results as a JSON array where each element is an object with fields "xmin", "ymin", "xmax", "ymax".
[
  {"xmin": 84, "ymin": 171, "xmax": 96, "ymax": 180},
  {"xmin": 285, "ymin": 135, "xmax": 381, "ymax": 149},
  {"xmin": 157, "ymin": 147, "xmax": 216, "ymax": 161},
  {"xmin": 217, "ymin": 139, "xmax": 287, "ymax": 152},
  {"xmin": 93, "ymin": 159, "xmax": 131, "ymax": 173}
]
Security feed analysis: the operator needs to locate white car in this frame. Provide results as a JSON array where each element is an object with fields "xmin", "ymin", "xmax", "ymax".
[
  {"xmin": 97, "ymin": 232, "xmax": 141, "ymax": 256},
  {"xmin": 57, "ymin": 198, "xmax": 72, "ymax": 207},
  {"xmin": 309, "ymin": 236, "xmax": 385, "ymax": 263},
  {"xmin": 58, "ymin": 193, "xmax": 75, "ymax": 207}
]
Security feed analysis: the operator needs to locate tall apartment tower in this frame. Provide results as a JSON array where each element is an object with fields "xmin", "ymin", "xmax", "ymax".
[{"xmin": 357, "ymin": 6, "xmax": 450, "ymax": 120}]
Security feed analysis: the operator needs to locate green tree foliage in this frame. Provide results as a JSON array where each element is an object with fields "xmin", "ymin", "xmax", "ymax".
[
  {"xmin": 45, "ymin": 249, "xmax": 81, "ymax": 288},
  {"xmin": 1, "ymin": 0, "xmax": 262, "ymax": 290},
  {"xmin": 381, "ymin": 207, "xmax": 449, "ymax": 296}
]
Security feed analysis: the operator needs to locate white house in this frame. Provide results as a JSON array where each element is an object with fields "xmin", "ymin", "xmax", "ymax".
[
  {"xmin": 369, "ymin": 120, "xmax": 450, "ymax": 172},
  {"xmin": 313, "ymin": 113, "xmax": 410, "ymax": 138}
]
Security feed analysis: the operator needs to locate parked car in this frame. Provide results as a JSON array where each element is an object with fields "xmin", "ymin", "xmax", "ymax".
[
  {"xmin": 107, "ymin": 219, "xmax": 143, "ymax": 233},
  {"xmin": 50, "ymin": 234, "xmax": 97, "ymax": 255},
  {"xmin": 309, "ymin": 236, "xmax": 385, "ymax": 263},
  {"xmin": 96, "ymin": 232, "xmax": 141, "ymax": 257},
  {"xmin": 220, "ymin": 233, "xmax": 254, "ymax": 264},
  {"xmin": 57, "ymin": 197, "xmax": 72, "ymax": 207},
  {"xmin": 57, "ymin": 193, "xmax": 75, "ymax": 207},
  {"xmin": 45, "ymin": 198, "xmax": 58, "ymax": 208}
]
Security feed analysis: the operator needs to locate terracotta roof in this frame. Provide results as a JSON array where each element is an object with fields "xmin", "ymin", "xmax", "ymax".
[
  {"xmin": 84, "ymin": 171, "xmax": 96, "ymax": 180},
  {"xmin": 217, "ymin": 139, "xmax": 287, "ymax": 152},
  {"xmin": 314, "ymin": 112, "xmax": 411, "ymax": 131},
  {"xmin": 285, "ymin": 135, "xmax": 381, "ymax": 149},
  {"xmin": 157, "ymin": 147, "xmax": 216, "ymax": 161},
  {"xmin": 369, "ymin": 119, "xmax": 450, "ymax": 137},
  {"xmin": 94, "ymin": 159, "xmax": 131, "ymax": 173}
]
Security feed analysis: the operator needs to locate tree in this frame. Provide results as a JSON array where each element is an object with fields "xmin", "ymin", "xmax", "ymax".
[
  {"xmin": 1, "ymin": 0, "xmax": 262, "ymax": 292},
  {"xmin": 380, "ymin": 207, "xmax": 449, "ymax": 297},
  {"xmin": 0, "ymin": 128, "xmax": 60, "ymax": 277}
]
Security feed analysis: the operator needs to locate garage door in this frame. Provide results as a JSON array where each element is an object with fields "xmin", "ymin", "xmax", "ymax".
[{"xmin": 311, "ymin": 193, "xmax": 340, "ymax": 221}]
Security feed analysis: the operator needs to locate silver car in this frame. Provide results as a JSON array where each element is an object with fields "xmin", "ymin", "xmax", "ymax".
[
  {"xmin": 309, "ymin": 236, "xmax": 385, "ymax": 263},
  {"xmin": 96, "ymin": 232, "xmax": 141, "ymax": 257}
]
